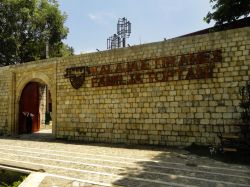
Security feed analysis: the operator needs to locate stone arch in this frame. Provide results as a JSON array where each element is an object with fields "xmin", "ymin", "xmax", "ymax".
[{"xmin": 14, "ymin": 72, "xmax": 56, "ymax": 136}]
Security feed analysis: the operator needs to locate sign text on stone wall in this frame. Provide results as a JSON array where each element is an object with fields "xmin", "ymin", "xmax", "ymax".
[{"xmin": 65, "ymin": 50, "xmax": 222, "ymax": 88}]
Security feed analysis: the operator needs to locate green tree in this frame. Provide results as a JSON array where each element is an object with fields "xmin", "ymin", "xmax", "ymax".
[
  {"xmin": 58, "ymin": 44, "xmax": 74, "ymax": 57},
  {"xmin": 204, "ymin": 0, "xmax": 250, "ymax": 25},
  {"xmin": 0, "ymin": 0, "xmax": 73, "ymax": 66}
]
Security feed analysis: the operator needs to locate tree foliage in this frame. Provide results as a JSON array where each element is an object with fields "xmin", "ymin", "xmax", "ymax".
[
  {"xmin": 204, "ymin": 0, "xmax": 250, "ymax": 25},
  {"xmin": 0, "ymin": 0, "xmax": 73, "ymax": 66}
]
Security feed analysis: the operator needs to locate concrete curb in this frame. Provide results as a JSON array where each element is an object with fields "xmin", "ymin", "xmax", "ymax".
[{"xmin": 19, "ymin": 172, "xmax": 46, "ymax": 187}]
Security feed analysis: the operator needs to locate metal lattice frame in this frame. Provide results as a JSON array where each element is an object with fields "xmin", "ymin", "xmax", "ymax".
[{"xmin": 107, "ymin": 17, "xmax": 131, "ymax": 49}]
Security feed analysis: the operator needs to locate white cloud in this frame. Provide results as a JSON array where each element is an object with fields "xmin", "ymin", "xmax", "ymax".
[{"xmin": 88, "ymin": 11, "xmax": 115, "ymax": 24}]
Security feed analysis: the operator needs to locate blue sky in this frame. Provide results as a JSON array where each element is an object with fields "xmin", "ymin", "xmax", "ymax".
[{"xmin": 57, "ymin": 0, "xmax": 214, "ymax": 54}]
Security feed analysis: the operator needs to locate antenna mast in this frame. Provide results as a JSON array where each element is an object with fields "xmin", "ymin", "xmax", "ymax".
[{"xmin": 107, "ymin": 17, "xmax": 131, "ymax": 50}]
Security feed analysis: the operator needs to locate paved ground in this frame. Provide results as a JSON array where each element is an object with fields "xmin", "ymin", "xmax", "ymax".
[{"xmin": 0, "ymin": 132, "xmax": 250, "ymax": 187}]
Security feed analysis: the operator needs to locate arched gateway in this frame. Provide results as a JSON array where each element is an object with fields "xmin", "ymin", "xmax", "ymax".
[
  {"xmin": 14, "ymin": 70, "xmax": 56, "ymax": 136},
  {"xmin": 0, "ymin": 25, "xmax": 249, "ymax": 146}
]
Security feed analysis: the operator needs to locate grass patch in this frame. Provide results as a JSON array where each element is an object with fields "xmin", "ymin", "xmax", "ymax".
[
  {"xmin": 0, "ymin": 176, "xmax": 26, "ymax": 187},
  {"xmin": 0, "ymin": 168, "xmax": 28, "ymax": 187}
]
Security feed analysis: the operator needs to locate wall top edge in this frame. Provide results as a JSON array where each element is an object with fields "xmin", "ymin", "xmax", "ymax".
[{"xmin": 0, "ymin": 26, "xmax": 249, "ymax": 70}]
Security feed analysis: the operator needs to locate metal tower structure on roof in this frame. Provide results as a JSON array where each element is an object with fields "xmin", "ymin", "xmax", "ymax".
[{"xmin": 107, "ymin": 17, "xmax": 131, "ymax": 50}]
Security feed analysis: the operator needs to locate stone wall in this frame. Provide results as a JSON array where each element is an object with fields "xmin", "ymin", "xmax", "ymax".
[
  {"xmin": 39, "ymin": 84, "xmax": 47, "ymax": 125},
  {"xmin": 0, "ymin": 27, "xmax": 249, "ymax": 146},
  {"xmin": 0, "ymin": 66, "xmax": 12, "ymax": 135}
]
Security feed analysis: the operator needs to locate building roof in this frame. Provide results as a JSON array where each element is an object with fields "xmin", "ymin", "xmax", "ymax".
[{"xmin": 178, "ymin": 17, "xmax": 250, "ymax": 38}]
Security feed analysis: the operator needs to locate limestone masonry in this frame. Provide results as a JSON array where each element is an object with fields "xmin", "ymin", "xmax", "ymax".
[{"xmin": 0, "ymin": 27, "xmax": 249, "ymax": 146}]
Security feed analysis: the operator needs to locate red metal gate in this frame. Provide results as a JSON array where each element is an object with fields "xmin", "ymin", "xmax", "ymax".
[{"xmin": 19, "ymin": 82, "xmax": 40, "ymax": 134}]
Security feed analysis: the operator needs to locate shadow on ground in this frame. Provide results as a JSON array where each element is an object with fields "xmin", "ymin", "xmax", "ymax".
[
  {"xmin": 0, "ymin": 133, "xmax": 173, "ymax": 152},
  {"xmin": 0, "ymin": 133, "xmax": 250, "ymax": 187},
  {"xmin": 112, "ymin": 144, "xmax": 250, "ymax": 187},
  {"xmin": 1, "ymin": 134, "xmax": 250, "ymax": 186},
  {"xmin": 2, "ymin": 133, "xmax": 250, "ymax": 164},
  {"xmin": 185, "ymin": 143, "xmax": 250, "ymax": 165}
]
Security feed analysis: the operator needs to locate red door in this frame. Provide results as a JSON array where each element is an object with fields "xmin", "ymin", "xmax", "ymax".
[{"xmin": 19, "ymin": 82, "xmax": 40, "ymax": 134}]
